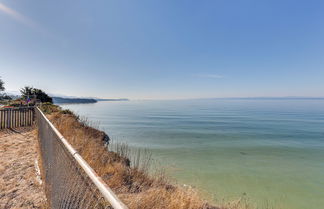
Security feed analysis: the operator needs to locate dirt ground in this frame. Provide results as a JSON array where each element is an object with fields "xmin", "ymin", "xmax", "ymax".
[{"xmin": 0, "ymin": 128, "xmax": 46, "ymax": 209}]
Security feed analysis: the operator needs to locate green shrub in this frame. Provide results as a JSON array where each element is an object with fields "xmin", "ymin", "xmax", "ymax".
[
  {"xmin": 60, "ymin": 109, "xmax": 74, "ymax": 115},
  {"xmin": 40, "ymin": 103, "xmax": 61, "ymax": 114}
]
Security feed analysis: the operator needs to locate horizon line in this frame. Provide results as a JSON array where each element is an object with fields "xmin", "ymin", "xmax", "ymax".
[{"xmin": 4, "ymin": 90, "xmax": 324, "ymax": 101}]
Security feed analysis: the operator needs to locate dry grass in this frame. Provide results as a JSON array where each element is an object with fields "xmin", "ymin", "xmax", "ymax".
[{"xmin": 41, "ymin": 104, "xmax": 251, "ymax": 209}]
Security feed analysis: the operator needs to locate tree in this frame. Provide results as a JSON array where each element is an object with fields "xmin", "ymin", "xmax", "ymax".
[
  {"xmin": 0, "ymin": 77, "xmax": 4, "ymax": 91},
  {"xmin": 20, "ymin": 86, "xmax": 53, "ymax": 103},
  {"xmin": 20, "ymin": 86, "xmax": 34, "ymax": 98},
  {"xmin": 33, "ymin": 88, "xmax": 53, "ymax": 103},
  {"xmin": 0, "ymin": 77, "xmax": 9, "ymax": 101}
]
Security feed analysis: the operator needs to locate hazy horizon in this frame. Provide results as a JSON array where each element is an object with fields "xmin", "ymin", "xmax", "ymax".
[{"xmin": 3, "ymin": 89, "xmax": 324, "ymax": 101}]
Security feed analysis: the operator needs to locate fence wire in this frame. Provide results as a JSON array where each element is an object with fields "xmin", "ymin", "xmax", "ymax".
[{"xmin": 36, "ymin": 108, "xmax": 128, "ymax": 209}]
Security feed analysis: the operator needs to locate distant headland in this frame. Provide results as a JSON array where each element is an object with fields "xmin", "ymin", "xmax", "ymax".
[{"xmin": 52, "ymin": 97, "xmax": 129, "ymax": 104}]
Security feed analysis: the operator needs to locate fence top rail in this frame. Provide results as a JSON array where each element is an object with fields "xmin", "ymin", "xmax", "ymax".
[
  {"xmin": 0, "ymin": 106, "xmax": 35, "ymax": 110},
  {"xmin": 36, "ymin": 107, "xmax": 129, "ymax": 209}
]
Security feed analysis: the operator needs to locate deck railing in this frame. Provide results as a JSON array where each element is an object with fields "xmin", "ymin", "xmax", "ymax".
[{"xmin": 0, "ymin": 107, "xmax": 35, "ymax": 129}]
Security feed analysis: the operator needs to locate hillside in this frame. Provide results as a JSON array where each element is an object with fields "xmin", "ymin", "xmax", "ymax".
[{"xmin": 52, "ymin": 97, "xmax": 97, "ymax": 104}]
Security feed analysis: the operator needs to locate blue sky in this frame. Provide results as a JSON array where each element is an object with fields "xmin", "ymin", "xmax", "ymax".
[{"xmin": 0, "ymin": 0, "xmax": 323, "ymax": 99}]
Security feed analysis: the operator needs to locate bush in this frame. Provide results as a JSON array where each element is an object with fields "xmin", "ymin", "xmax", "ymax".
[
  {"xmin": 40, "ymin": 103, "xmax": 61, "ymax": 114},
  {"xmin": 20, "ymin": 86, "xmax": 53, "ymax": 103},
  {"xmin": 60, "ymin": 109, "xmax": 75, "ymax": 115}
]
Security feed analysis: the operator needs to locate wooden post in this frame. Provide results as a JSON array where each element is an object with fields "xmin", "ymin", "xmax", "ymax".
[
  {"xmin": 20, "ymin": 108, "xmax": 22, "ymax": 127},
  {"xmin": 30, "ymin": 108, "xmax": 32, "ymax": 125},
  {"xmin": 7, "ymin": 109, "xmax": 10, "ymax": 128},
  {"xmin": 6, "ymin": 109, "xmax": 8, "ymax": 128},
  {"xmin": 0, "ymin": 110, "xmax": 2, "ymax": 129},
  {"xmin": 15, "ymin": 109, "xmax": 18, "ymax": 128},
  {"xmin": 3, "ymin": 110, "xmax": 5, "ymax": 129},
  {"xmin": 24, "ymin": 108, "xmax": 26, "ymax": 127},
  {"xmin": 21, "ymin": 108, "xmax": 23, "ymax": 127},
  {"xmin": 28, "ymin": 108, "xmax": 31, "ymax": 126},
  {"xmin": 10, "ymin": 109, "xmax": 12, "ymax": 128},
  {"xmin": 16, "ymin": 109, "xmax": 18, "ymax": 128}
]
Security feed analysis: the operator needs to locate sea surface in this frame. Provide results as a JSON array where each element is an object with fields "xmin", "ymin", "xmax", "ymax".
[{"xmin": 61, "ymin": 99, "xmax": 324, "ymax": 209}]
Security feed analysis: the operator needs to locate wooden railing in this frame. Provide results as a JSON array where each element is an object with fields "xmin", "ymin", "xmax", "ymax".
[{"xmin": 0, "ymin": 107, "xmax": 35, "ymax": 129}]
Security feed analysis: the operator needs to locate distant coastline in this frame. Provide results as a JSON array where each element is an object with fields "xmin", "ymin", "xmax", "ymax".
[
  {"xmin": 53, "ymin": 97, "xmax": 97, "ymax": 104},
  {"xmin": 96, "ymin": 98, "xmax": 129, "ymax": 101},
  {"xmin": 52, "ymin": 97, "xmax": 129, "ymax": 104}
]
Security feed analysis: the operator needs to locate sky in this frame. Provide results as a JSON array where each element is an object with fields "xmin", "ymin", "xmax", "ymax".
[{"xmin": 0, "ymin": 0, "xmax": 324, "ymax": 99}]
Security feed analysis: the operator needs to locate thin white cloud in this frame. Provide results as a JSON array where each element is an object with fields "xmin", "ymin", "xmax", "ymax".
[
  {"xmin": 0, "ymin": 3, "xmax": 38, "ymax": 29},
  {"xmin": 193, "ymin": 73, "xmax": 224, "ymax": 79},
  {"xmin": 0, "ymin": 2, "xmax": 56, "ymax": 39}
]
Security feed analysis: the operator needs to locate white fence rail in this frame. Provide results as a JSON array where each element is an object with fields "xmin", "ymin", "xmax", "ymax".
[{"xmin": 36, "ymin": 107, "xmax": 128, "ymax": 209}]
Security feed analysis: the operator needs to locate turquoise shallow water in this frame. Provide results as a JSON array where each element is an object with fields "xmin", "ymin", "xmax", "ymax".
[{"xmin": 61, "ymin": 99, "xmax": 324, "ymax": 209}]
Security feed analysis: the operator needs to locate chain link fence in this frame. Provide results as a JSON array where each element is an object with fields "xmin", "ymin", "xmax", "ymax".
[{"xmin": 36, "ymin": 107, "xmax": 128, "ymax": 209}]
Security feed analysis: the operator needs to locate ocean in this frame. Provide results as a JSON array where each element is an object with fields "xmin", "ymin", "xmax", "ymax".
[{"xmin": 61, "ymin": 99, "xmax": 324, "ymax": 209}]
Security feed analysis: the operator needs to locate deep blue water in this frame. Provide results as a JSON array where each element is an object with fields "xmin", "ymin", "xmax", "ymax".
[{"xmin": 61, "ymin": 99, "xmax": 324, "ymax": 209}]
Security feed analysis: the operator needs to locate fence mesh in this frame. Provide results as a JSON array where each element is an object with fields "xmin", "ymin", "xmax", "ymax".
[{"xmin": 36, "ymin": 108, "xmax": 116, "ymax": 209}]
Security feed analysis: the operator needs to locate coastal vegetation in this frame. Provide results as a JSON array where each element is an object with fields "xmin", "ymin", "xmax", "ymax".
[
  {"xmin": 20, "ymin": 86, "xmax": 53, "ymax": 103},
  {"xmin": 0, "ymin": 77, "xmax": 128, "ymax": 106},
  {"xmin": 0, "ymin": 77, "xmax": 12, "ymax": 101},
  {"xmin": 40, "ymin": 103, "xmax": 250, "ymax": 209},
  {"xmin": 0, "ymin": 77, "xmax": 4, "ymax": 91},
  {"xmin": 0, "ymin": 79, "xmax": 54, "ymax": 106}
]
